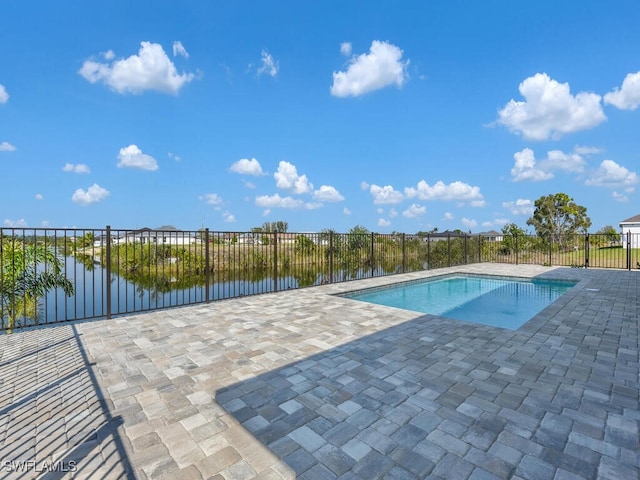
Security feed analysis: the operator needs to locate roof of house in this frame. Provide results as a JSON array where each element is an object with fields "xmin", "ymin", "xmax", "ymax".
[
  {"xmin": 620, "ymin": 214, "xmax": 640, "ymax": 224},
  {"xmin": 429, "ymin": 230, "xmax": 467, "ymax": 238}
]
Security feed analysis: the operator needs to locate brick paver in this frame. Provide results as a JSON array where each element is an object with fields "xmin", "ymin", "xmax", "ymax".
[{"xmin": 0, "ymin": 264, "xmax": 638, "ymax": 479}]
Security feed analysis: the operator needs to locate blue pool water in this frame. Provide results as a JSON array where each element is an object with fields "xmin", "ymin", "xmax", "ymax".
[{"xmin": 342, "ymin": 275, "xmax": 577, "ymax": 330}]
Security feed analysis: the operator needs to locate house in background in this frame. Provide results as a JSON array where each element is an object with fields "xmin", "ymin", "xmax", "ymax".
[
  {"xmin": 478, "ymin": 230, "xmax": 504, "ymax": 242},
  {"xmin": 619, "ymin": 214, "xmax": 640, "ymax": 248},
  {"xmin": 236, "ymin": 233, "xmax": 263, "ymax": 245},
  {"xmin": 420, "ymin": 230, "xmax": 467, "ymax": 243},
  {"xmin": 115, "ymin": 227, "xmax": 201, "ymax": 246}
]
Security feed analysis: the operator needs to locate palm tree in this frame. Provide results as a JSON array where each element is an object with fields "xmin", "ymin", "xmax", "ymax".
[{"xmin": 1, "ymin": 239, "xmax": 74, "ymax": 332}]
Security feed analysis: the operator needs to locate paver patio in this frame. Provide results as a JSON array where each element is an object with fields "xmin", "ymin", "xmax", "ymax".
[{"xmin": 0, "ymin": 264, "xmax": 638, "ymax": 479}]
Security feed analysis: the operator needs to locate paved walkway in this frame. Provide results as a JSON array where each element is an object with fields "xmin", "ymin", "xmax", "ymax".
[{"xmin": 0, "ymin": 264, "xmax": 638, "ymax": 479}]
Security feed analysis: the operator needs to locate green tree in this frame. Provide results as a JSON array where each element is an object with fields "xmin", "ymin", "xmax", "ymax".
[
  {"xmin": 347, "ymin": 225, "xmax": 370, "ymax": 251},
  {"xmin": 260, "ymin": 221, "xmax": 289, "ymax": 233},
  {"xmin": 526, "ymin": 193, "xmax": 591, "ymax": 248},
  {"xmin": 76, "ymin": 231, "xmax": 95, "ymax": 249},
  {"xmin": 295, "ymin": 235, "xmax": 315, "ymax": 254},
  {"xmin": 596, "ymin": 225, "xmax": 618, "ymax": 236},
  {"xmin": 593, "ymin": 225, "xmax": 620, "ymax": 247},
  {"xmin": 319, "ymin": 228, "xmax": 340, "ymax": 261},
  {"xmin": 500, "ymin": 223, "xmax": 527, "ymax": 254},
  {"xmin": 1, "ymin": 240, "xmax": 74, "ymax": 332}
]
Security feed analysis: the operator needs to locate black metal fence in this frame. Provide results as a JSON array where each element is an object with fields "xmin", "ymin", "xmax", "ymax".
[{"xmin": 1, "ymin": 227, "xmax": 638, "ymax": 331}]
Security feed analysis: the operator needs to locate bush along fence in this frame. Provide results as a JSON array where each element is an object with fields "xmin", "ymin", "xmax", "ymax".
[{"xmin": 1, "ymin": 226, "xmax": 638, "ymax": 331}]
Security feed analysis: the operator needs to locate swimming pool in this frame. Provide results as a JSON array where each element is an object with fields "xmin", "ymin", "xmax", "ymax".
[{"xmin": 341, "ymin": 274, "xmax": 577, "ymax": 330}]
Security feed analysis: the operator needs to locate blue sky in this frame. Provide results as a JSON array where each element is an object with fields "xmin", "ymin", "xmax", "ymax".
[{"xmin": 1, "ymin": 1, "xmax": 639, "ymax": 233}]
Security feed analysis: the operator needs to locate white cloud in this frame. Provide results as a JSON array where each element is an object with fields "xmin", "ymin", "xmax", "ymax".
[
  {"xmin": 223, "ymin": 211, "xmax": 236, "ymax": 223},
  {"xmin": 502, "ymin": 199, "xmax": 534, "ymax": 216},
  {"xmin": 168, "ymin": 152, "xmax": 182, "ymax": 161},
  {"xmin": 370, "ymin": 184, "xmax": 404, "ymax": 204},
  {"xmin": 404, "ymin": 180, "xmax": 484, "ymax": 206},
  {"xmin": 257, "ymin": 50, "xmax": 279, "ymax": 77},
  {"xmin": 4, "ymin": 218, "xmax": 27, "ymax": 227},
  {"xmin": 481, "ymin": 218, "xmax": 509, "ymax": 228},
  {"xmin": 331, "ymin": 40, "xmax": 409, "ymax": 97},
  {"xmin": 343, "ymin": 208, "xmax": 352, "ymax": 215},
  {"xmin": 403, "ymin": 204, "xmax": 426, "ymax": 218},
  {"xmin": 72, "ymin": 183, "xmax": 110, "ymax": 205},
  {"xmin": 230, "ymin": 158, "xmax": 265, "ymax": 176},
  {"xmin": 255, "ymin": 193, "xmax": 321, "ymax": 210},
  {"xmin": 313, "ymin": 185, "xmax": 344, "ymax": 202},
  {"xmin": 604, "ymin": 71, "xmax": 640, "ymax": 110},
  {"xmin": 200, "ymin": 193, "xmax": 223, "ymax": 206},
  {"xmin": 389, "ymin": 208, "xmax": 398, "ymax": 218},
  {"xmin": 378, "ymin": 218, "xmax": 391, "ymax": 227},
  {"xmin": 172, "ymin": 41, "xmax": 189, "ymax": 58},
  {"xmin": 360, "ymin": 181, "xmax": 370, "ymax": 190},
  {"xmin": 612, "ymin": 191, "xmax": 629, "ymax": 202},
  {"xmin": 0, "ymin": 84, "xmax": 8, "ymax": 103},
  {"xmin": 274, "ymin": 161, "xmax": 313, "ymax": 194},
  {"xmin": 461, "ymin": 218, "xmax": 478, "ymax": 230},
  {"xmin": 117, "ymin": 144, "xmax": 158, "ymax": 171},
  {"xmin": 511, "ymin": 148, "xmax": 586, "ymax": 182},
  {"xmin": 0, "ymin": 141, "xmax": 16, "ymax": 151},
  {"xmin": 443, "ymin": 212, "xmax": 454, "ymax": 220},
  {"xmin": 574, "ymin": 145, "xmax": 603, "ymax": 155},
  {"xmin": 376, "ymin": 208, "xmax": 384, "ymax": 215},
  {"xmin": 63, "ymin": 163, "xmax": 91, "ymax": 174},
  {"xmin": 35, "ymin": 194, "xmax": 43, "ymax": 200},
  {"xmin": 543, "ymin": 150, "xmax": 585, "ymax": 173},
  {"xmin": 340, "ymin": 42, "xmax": 352, "ymax": 56},
  {"xmin": 497, "ymin": 73, "xmax": 606, "ymax": 140},
  {"xmin": 79, "ymin": 41, "xmax": 195, "ymax": 95},
  {"xmin": 510, "ymin": 148, "xmax": 553, "ymax": 182},
  {"xmin": 585, "ymin": 160, "xmax": 638, "ymax": 189}
]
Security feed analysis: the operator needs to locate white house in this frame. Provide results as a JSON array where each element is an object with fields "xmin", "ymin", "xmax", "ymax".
[
  {"xmin": 93, "ymin": 235, "xmax": 117, "ymax": 247},
  {"xmin": 619, "ymin": 214, "xmax": 640, "ymax": 248},
  {"xmin": 236, "ymin": 233, "xmax": 263, "ymax": 245},
  {"xmin": 478, "ymin": 230, "xmax": 504, "ymax": 242},
  {"xmin": 115, "ymin": 228, "xmax": 201, "ymax": 246}
]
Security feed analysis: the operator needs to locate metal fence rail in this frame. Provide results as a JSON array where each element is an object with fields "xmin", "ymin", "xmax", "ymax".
[{"xmin": 1, "ymin": 227, "xmax": 638, "ymax": 331}]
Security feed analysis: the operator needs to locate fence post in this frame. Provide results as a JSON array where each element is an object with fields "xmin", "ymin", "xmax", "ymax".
[
  {"xmin": 205, "ymin": 228, "xmax": 210, "ymax": 302},
  {"xmin": 478, "ymin": 235, "xmax": 481, "ymax": 263},
  {"xmin": 273, "ymin": 232, "xmax": 278, "ymax": 291},
  {"xmin": 329, "ymin": 232, "xmax": 334, "ymax": 283},
  {"xmin": 105, "ymin": 225, "xmax": 112, "ymax": 319},
  {"xmin": 584, "ymin": 234, "xmax": 589, "ymax": 268},
  {"xmin": 627, "ymin": 231, "xmax": 632, "ymax": 271},
  {"xmin": 464, "ymin": 235, "xmax": 468, "ymax": 265},
  {"xmin": 427, "ymin": 234, "xmax": 431, "ymax": 270},
  {"xmin": 515, "ymin": 234, "xmax": 519, "ymax": 265},
  {"xmin": 549, "ymin": 238, "xmax": 553, "ymax": 266},
  {"xmin": 402, "ymin": 233, "xmax": 406, "ymax": 273},
  {"xmin": 447, "ymin": 234, "xmax": 451, "ymax": 267},
  {"xmin": 370, "ymin": 233, "xmax": 375, "ymax": 278}
]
